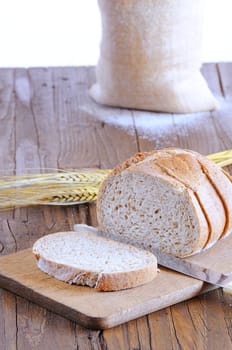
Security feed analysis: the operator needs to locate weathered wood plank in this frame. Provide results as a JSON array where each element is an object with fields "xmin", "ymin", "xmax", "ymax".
[
  {"xmin": 0, "ymin": 69, "xmax": 15, "ymax": 173},
  {"xmin": 218, "ymin": 62, "xmax": 232, "ymax": 98},
  {"xmin": 201, "ymin": 63, "xmax": 232, "ymax": 151},
  {"xmin": 27, "ymin": 67, "xmax": 60, "ymax": 170},
  {"xmin": 203, "ymin": 289, "xmax": 232, "ymax": 348},
  {"xmin": 14, "ymin": 68, "xmax": 42, "ymax": 173},
  {"xmin": 16, "ymin": 297, "xmax": 78, "ymax": 350},
  {"xmin": 48, "ymin": 67, "xmax": 100, "ymax": 169},
  {"xmin": 0, "ymin": 69, "xmax": 16, "ymax": 223},
  {"xmin": 201, "ymin": 63, "xmax": 223, "ymax": 98},
  {"xmin": 167, "ymin": 300, "xmax": 207, "ymax": 349},
  {"xmin": 148, "ymin": 309, "xmax": 179, "ymax": 350},
  {"xmin": 75, "ymin": 326, "xmax": 103, "ymax": 350},
  {"xmin": 102, "ymin": 324, "xmax": 130, "ymax": 349},
  {"xmin": 0, "ymin": 213, "xmax": 71, "ymax": 255},
  {"xmin": 0, "ymin": 290, "xmax": 17, "ymax": 350}
]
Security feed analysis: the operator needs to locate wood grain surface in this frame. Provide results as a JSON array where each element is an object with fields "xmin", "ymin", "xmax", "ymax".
[{"xmin": 0, "ymin": 63, "xmax": 232, "ymax": 349}]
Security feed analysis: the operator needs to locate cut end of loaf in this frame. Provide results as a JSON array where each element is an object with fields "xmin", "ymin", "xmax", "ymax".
[
  {"xmin": 97, "ymin": 171, "xmax": 207, "ymax": 258},
  {"xmin": 33, "ymin": 230, "xmax": 158, "ymax": 292}
]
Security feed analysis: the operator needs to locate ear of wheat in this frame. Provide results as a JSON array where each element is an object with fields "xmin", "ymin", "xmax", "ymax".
[
  {"xmin": 207, "ymin": 149, "xmax": 232, "ymax": 167},
  {"xmin": 0, "ymin": 170, "xmax": 111, "ymax": 210},
  {"xmin": 0, "ymin": 150, "xmax": 231, "ymax": 210}
]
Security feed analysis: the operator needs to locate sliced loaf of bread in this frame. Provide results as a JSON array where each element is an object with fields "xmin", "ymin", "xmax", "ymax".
[
  {"xmin": 32, "ymin": 229, "xmax": 158, "ymax": 291},
  {"xmin": 139, "ymin": 149, "xmax": 226, "ymax": 248},
  {"xmin": 97, "ymin": 148, "xmax": 232, "ymax": 257},
  {"xmin": 184, "ymin": 149, "xmax": 232, "ymax": 238}
]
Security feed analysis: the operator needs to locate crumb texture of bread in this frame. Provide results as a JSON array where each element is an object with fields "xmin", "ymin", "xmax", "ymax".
[
  {"xmin": 97, "ymin": 171, "xmax": 208, "ymax": 258},
  {"xmin": 32, "ymin": 231, "xmax": 157, "ymax": 292},
  {"xmin": 97, "ymin": 148, "xmax": 232, "ymax": 258}
]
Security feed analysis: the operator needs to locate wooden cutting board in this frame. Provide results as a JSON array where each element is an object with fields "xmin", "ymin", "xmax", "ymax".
[{"xmin": 0, "ymin": 248, "xmax": 216, "ymax": 330}]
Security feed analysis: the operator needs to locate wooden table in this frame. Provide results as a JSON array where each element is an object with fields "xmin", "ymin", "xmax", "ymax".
[{"xmin": 0, "ymin": 63, "xmax": 232, "ymax": 349}]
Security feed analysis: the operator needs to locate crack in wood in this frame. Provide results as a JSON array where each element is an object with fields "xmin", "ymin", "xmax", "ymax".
[
  {"xmin": 51, "ymin": 69, "xmax": 61, "ymax": 170},
  {"xmin": 221, "ymin": 291, "xmax": 232, "ymax": 343},
  {"xmin": 98, "ymin": 330, "xmax": 108, "ymax": 350},
  {"xmin": 12, "ymin": 69, "xmax": 17, "ymax": 177},
  {"xmin": 131, "ymin": 111, "xmax": 141, "ymax": 153},
  {"xmin": 216, "ymin": 64, "xmax": 225, "ymax": 98},
  {"xmin": 15, "ymin": 297, "xmax": 19, "ymax": 350},
  {"xmin": 6, "ymin": 219, "xmax": 18, "ymax": 252},
  {"xmin": 169, "ymin": 308, "xmax": 183, "ymax": 350},
  {"xmin": 27, "ymin": 70, "xmax": 42, "ymax": 169},
  {"xmin": 209, "ymin": 112, "xmax": 228, "ymax": 150},
  {"xmin": 72, "ymin": 322, "xmax": 80, "ymax": 350},
  {"xmin": 199, "ymin": 298, "xmax": 210, "ymax": 332},
  {"xmin": 186, "ymin": 302, "xmax": 205, "ymax": 342},
  {"xmin": 145, "ymin": 316, "xmax": 153, "ymax": 350},
  {"xmin": 0, "ymin": 241, "xmax": 4, "ymax": 253}
]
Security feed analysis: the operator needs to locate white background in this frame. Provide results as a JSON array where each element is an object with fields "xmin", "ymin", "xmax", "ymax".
[{"xmin": 0, "ymin": 0, "xmax": 231, "ymax": 67}]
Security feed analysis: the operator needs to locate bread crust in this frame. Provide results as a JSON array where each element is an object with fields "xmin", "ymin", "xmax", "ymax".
[
  {"xmin": 140, "ymin": 149, "xmax": 226, "ymax": 248},
  {"xmin": 33, "ymin": 231, "xmax": 158, "ymax": 292},
  {"xmin": 187, "ymin": 150, "xmax": 232, "ymax": 238},
  {"xmin": 96, "ymin": 265, "xmax": 158, "ymax": 292},
  {"xmin": 162, "ymin": 148, "xmax": 232, "ymax": 238}
]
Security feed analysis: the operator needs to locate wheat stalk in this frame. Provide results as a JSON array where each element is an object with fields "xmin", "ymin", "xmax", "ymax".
[
  {"xmin": 0, "ymin": 150, "xmax": 231, "ymax": 210},
  {"xmin": 40, "ymin": 186, "xmax": 100, "ymax": 205},
  {"xmin": 207, "ymin": 149, "xmax": 232, "ymax": 167},
  {"xmin": 0, "ymin": 170, "xmax": 111, "ymax": 210}
]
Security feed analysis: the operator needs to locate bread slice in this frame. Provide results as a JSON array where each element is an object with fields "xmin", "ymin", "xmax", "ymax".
[
  {"xmin": 32, "ymin": 230, "xmax": 158, "ymax": 292},
  {"xmin": 97, "ymin": 148, "xmax": 231, "ymax": 257},
  {"xmin": 140, "ymin": 149, "xmax": 226, "ymax": 248},
  {"xmin": 160, "ymin": 148, "xmax": 232, "ymax": 239},
  {"xmin": 185, "ymin": 149, "xmax": 232, "ymax": 238}
]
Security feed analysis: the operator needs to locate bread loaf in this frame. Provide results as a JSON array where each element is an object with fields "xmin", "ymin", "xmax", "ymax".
[
  {"xmin": 97, "ymin": 148, "xmax": 232, "ymax": 257},
  {"xmin": 32, "ymin": 229, "xmax": 158, "ymax": 291}
]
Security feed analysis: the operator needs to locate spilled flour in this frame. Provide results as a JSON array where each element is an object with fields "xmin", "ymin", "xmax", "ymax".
[
  {"xmin": 80, "ymin": 96, "xmax": 227, "ymax": 148},
  {"xmin": 80, "ymin": 101, "xmax": 136, "ymax": 136}
]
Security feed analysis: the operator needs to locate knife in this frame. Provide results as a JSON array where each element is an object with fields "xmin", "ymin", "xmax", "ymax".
[{"xmin": 73, "ymin": 224, "xmax": 232, "ymax": 289}]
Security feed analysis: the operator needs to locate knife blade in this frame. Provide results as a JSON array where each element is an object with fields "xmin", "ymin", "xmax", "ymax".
[{"xmin": 73, "ymin": 224, "xmax": 232, "ymax": 288}]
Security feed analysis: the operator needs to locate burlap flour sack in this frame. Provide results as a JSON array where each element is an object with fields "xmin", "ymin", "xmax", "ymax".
[{"xmin": 90, "ymin": 0, "xmax": 218, "ymax": 114}]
